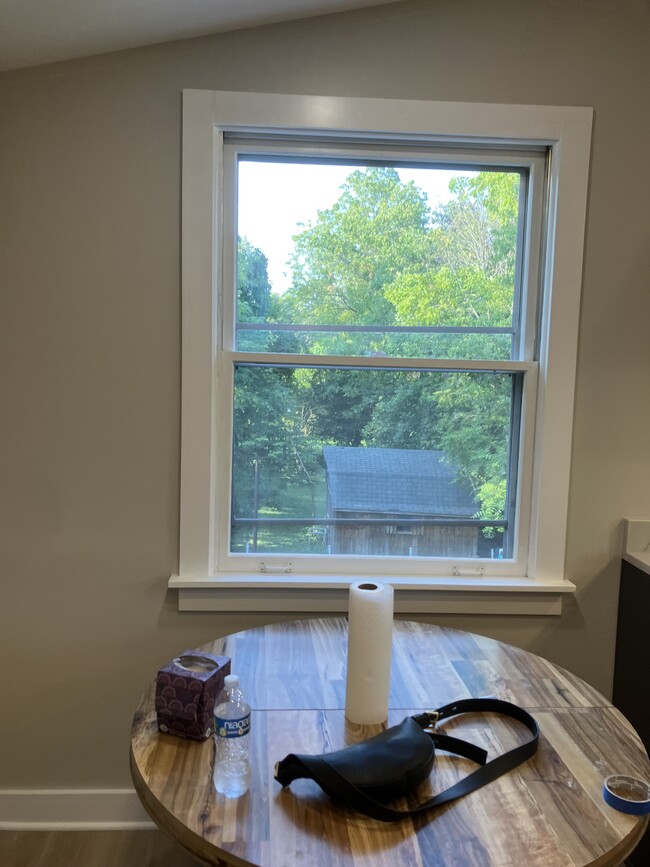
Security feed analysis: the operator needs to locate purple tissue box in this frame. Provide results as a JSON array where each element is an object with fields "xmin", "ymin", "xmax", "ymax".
[{"xmin": 155, "ymin": 650, "xmax": 231, "ymax": 741}]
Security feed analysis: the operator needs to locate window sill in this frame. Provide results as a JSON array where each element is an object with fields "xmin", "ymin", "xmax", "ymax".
[{"xmin": 168, "ymin": 573, "xmax": 576, "ymax": 615}]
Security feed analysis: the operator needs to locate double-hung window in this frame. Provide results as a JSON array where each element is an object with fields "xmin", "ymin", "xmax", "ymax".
[{"xmin": 174, "ymin": 91, "xmax": 592, "ymax": 614}]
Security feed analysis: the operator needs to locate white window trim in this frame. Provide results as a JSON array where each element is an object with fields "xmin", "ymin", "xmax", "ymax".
[{"xmin": 173, "ymin": 89, "xmax": 592, "ymax": 614}]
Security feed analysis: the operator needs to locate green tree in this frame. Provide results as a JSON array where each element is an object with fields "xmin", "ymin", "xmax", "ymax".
[
  {"xmin": 384, "ymin": 172, "xmax": 519, "ymax": 359},
  {"xmin": 279, "ymin": 167, "xmax": 439, "ymax": 446},
  {"xmin": 237, "ymin": 237, "xmax": 272, "ymax": 321},
  {"xmin": 439, "ymin": 172, "xmax": 519, "ymax": 279},
  {"xmin": 281, "ymin": 168, "xmax": 519, "ymax": 531},
  {"xmin": 368, "ymin": 172, "xmax": 519, "ymax": 532},
  {"xmin": 283, "ymin": 166, "xmax": 436, "ymax": 331},
  {"xmin": 232, "ymin": 241, "xmax": 316, "ymax": 520}
]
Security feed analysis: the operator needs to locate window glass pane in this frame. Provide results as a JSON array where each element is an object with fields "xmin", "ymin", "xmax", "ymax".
[
  {"xmin": 236, "ymin": 325, "xmax": 513, "ymax": 359},
  {"xmin": 231, "ymin": 364, "xmax": 516, "ymax": 559},
  {"xmin": 236, "ymin": 159, "xmax": 521, "ymax": 361}
]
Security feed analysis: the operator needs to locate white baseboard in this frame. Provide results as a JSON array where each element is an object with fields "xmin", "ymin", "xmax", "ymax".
[{"xmin": 0, "ymin": 789, "xmax": 155, "ymax": 830}]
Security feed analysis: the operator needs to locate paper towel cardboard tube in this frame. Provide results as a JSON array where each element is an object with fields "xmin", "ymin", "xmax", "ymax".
[{"xmin": 345, "ymin": 580, "xmax": 394, "ymax": 725}]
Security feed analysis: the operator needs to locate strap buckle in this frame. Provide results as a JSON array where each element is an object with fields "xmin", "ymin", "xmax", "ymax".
[{"xmin": 422, "ymin": 710, "xmax": 440, "ymax": 732}]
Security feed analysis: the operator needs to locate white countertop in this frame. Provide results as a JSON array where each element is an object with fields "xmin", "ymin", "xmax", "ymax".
[
  {"xmin": 623, "ymin": 551, "xmax": 650, "ymax": 575},
  {"xmin": 622, "ymin": 518, "xmax": 650, "ymax": 576}
]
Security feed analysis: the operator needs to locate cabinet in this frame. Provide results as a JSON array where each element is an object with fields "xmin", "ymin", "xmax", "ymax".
[{"xmin": 613, "ymin": 559, "xmax": 650, "ymax": 866}]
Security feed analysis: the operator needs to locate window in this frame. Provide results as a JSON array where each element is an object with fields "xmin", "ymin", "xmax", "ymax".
[
  {"xmin": 226, "ymin": 151, "xmax": 538, "ymax": 568},
  {"xmin": 173, "ymin": 91, "xmax": 592, "ymax": 614}
]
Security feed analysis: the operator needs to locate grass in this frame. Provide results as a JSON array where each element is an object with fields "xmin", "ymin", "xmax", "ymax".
[{"xmin": 231, "ymin": 480, "xmax": 328, "ymax": 555}]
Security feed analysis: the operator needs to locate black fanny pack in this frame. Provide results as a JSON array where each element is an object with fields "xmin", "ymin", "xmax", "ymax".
[{"xmin": 274, "ymin": 697, "xmax": 539, "ymax": 822}]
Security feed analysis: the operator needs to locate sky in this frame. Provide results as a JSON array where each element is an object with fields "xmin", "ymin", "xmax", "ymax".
[{"xmin": 237, "ymin": 160, "xmax": 472, "ymax": 295}]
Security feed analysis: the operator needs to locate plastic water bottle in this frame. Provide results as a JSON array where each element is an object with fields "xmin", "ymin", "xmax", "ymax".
[{"xmin": 214, "ymin": 674, "xmax": 251, "ymax": 797}]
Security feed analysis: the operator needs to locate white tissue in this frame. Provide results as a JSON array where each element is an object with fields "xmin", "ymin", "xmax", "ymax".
[{"xmin": 344, "ymin": 581, "xmax": 394, "ymax": 725}]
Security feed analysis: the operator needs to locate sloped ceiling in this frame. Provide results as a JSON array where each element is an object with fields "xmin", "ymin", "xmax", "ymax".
[{"xmin": 0, "ymin": 0, "xmax": 401, "ymax": 72}]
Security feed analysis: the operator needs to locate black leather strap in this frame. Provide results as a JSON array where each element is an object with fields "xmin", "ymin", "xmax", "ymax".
[{"xmin": 278, "ymin": 698, "xmax": 538, "ymax": 822}]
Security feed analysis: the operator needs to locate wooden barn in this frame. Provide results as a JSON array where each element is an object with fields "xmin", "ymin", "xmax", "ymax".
[{"xmin": 323, "ymin": 446, "xmax": 480, "ymax": 558}]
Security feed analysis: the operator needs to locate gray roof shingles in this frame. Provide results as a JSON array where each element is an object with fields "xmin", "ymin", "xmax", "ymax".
[{"xmin": 323, "ymin": 446, "xmax": 477, "ymax": 517}]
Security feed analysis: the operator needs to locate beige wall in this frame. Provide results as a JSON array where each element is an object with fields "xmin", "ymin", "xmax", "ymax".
[{"xmin": 1, "ymin": 0, "xmax": 649, "ymax": 789}]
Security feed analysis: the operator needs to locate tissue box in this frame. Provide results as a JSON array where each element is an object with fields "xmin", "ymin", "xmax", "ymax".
[{"xmin": 155, "ymin": 651, "xmax": 231, "ymax": 741}]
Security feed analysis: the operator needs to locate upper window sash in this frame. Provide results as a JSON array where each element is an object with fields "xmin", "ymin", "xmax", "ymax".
[{"xmin": 221, "ymin": 139, "xmax": 546, "ymax": 366}]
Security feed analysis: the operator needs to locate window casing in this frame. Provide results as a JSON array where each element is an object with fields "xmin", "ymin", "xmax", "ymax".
[{"xmin": 173, "ymin": 90, "xmax": 592, "ymax": 613}]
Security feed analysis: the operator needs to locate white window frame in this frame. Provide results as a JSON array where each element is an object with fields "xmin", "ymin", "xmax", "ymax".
[{"xmin": 171, "ymin": 90, "xmax": 592, "ymax": 615}]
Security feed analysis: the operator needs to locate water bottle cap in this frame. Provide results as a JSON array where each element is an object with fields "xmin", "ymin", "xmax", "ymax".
[{"xmin": 224, "ymin": 674, "xmax": 239, "ymax": 688}]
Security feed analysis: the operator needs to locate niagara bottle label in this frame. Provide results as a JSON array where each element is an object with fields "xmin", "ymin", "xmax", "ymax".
[{"xmin": 215, "ymin": 713, "xmax": 251, "ymax": 738}]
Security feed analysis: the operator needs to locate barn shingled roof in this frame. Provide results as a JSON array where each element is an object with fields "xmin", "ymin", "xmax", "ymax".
[{"xmin": 322, "ymin": 446, "xmax": 478, "ymax": 517}]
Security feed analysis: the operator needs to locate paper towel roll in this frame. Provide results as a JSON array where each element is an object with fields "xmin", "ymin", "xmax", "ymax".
[{"xmin": 345, "ymin": 581, "xmax": 394, "ymax": 725}]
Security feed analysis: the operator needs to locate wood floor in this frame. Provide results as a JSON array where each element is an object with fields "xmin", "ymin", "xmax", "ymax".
[{"xmin": 0, "ymin": 830, "xmax": 204, "ymax": 867}]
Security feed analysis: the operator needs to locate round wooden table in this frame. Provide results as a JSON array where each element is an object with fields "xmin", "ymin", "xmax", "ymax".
[{"xmin": 130, "ymin": 619, "xmax": 649, "ymax": 867}]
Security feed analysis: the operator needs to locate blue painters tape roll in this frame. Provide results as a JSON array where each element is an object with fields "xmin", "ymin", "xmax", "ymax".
[{"xmin": 603, "ymin": 775, "xmax": 650, "ymax": 815}]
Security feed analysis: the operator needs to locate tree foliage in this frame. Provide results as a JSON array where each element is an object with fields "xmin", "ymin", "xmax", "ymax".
[
  {"xmin": 237, "ymin": 237, "xmax": 272, "ymax": 320},
  {"xmin": 284, "ymin": 167, "xmax": 435, "ymax": 326}
]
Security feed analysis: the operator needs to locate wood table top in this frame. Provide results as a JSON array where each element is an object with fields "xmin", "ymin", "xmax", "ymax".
[{"xmin": 130, "ymin": 618, "xmax": 650, "ymax": 867}]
